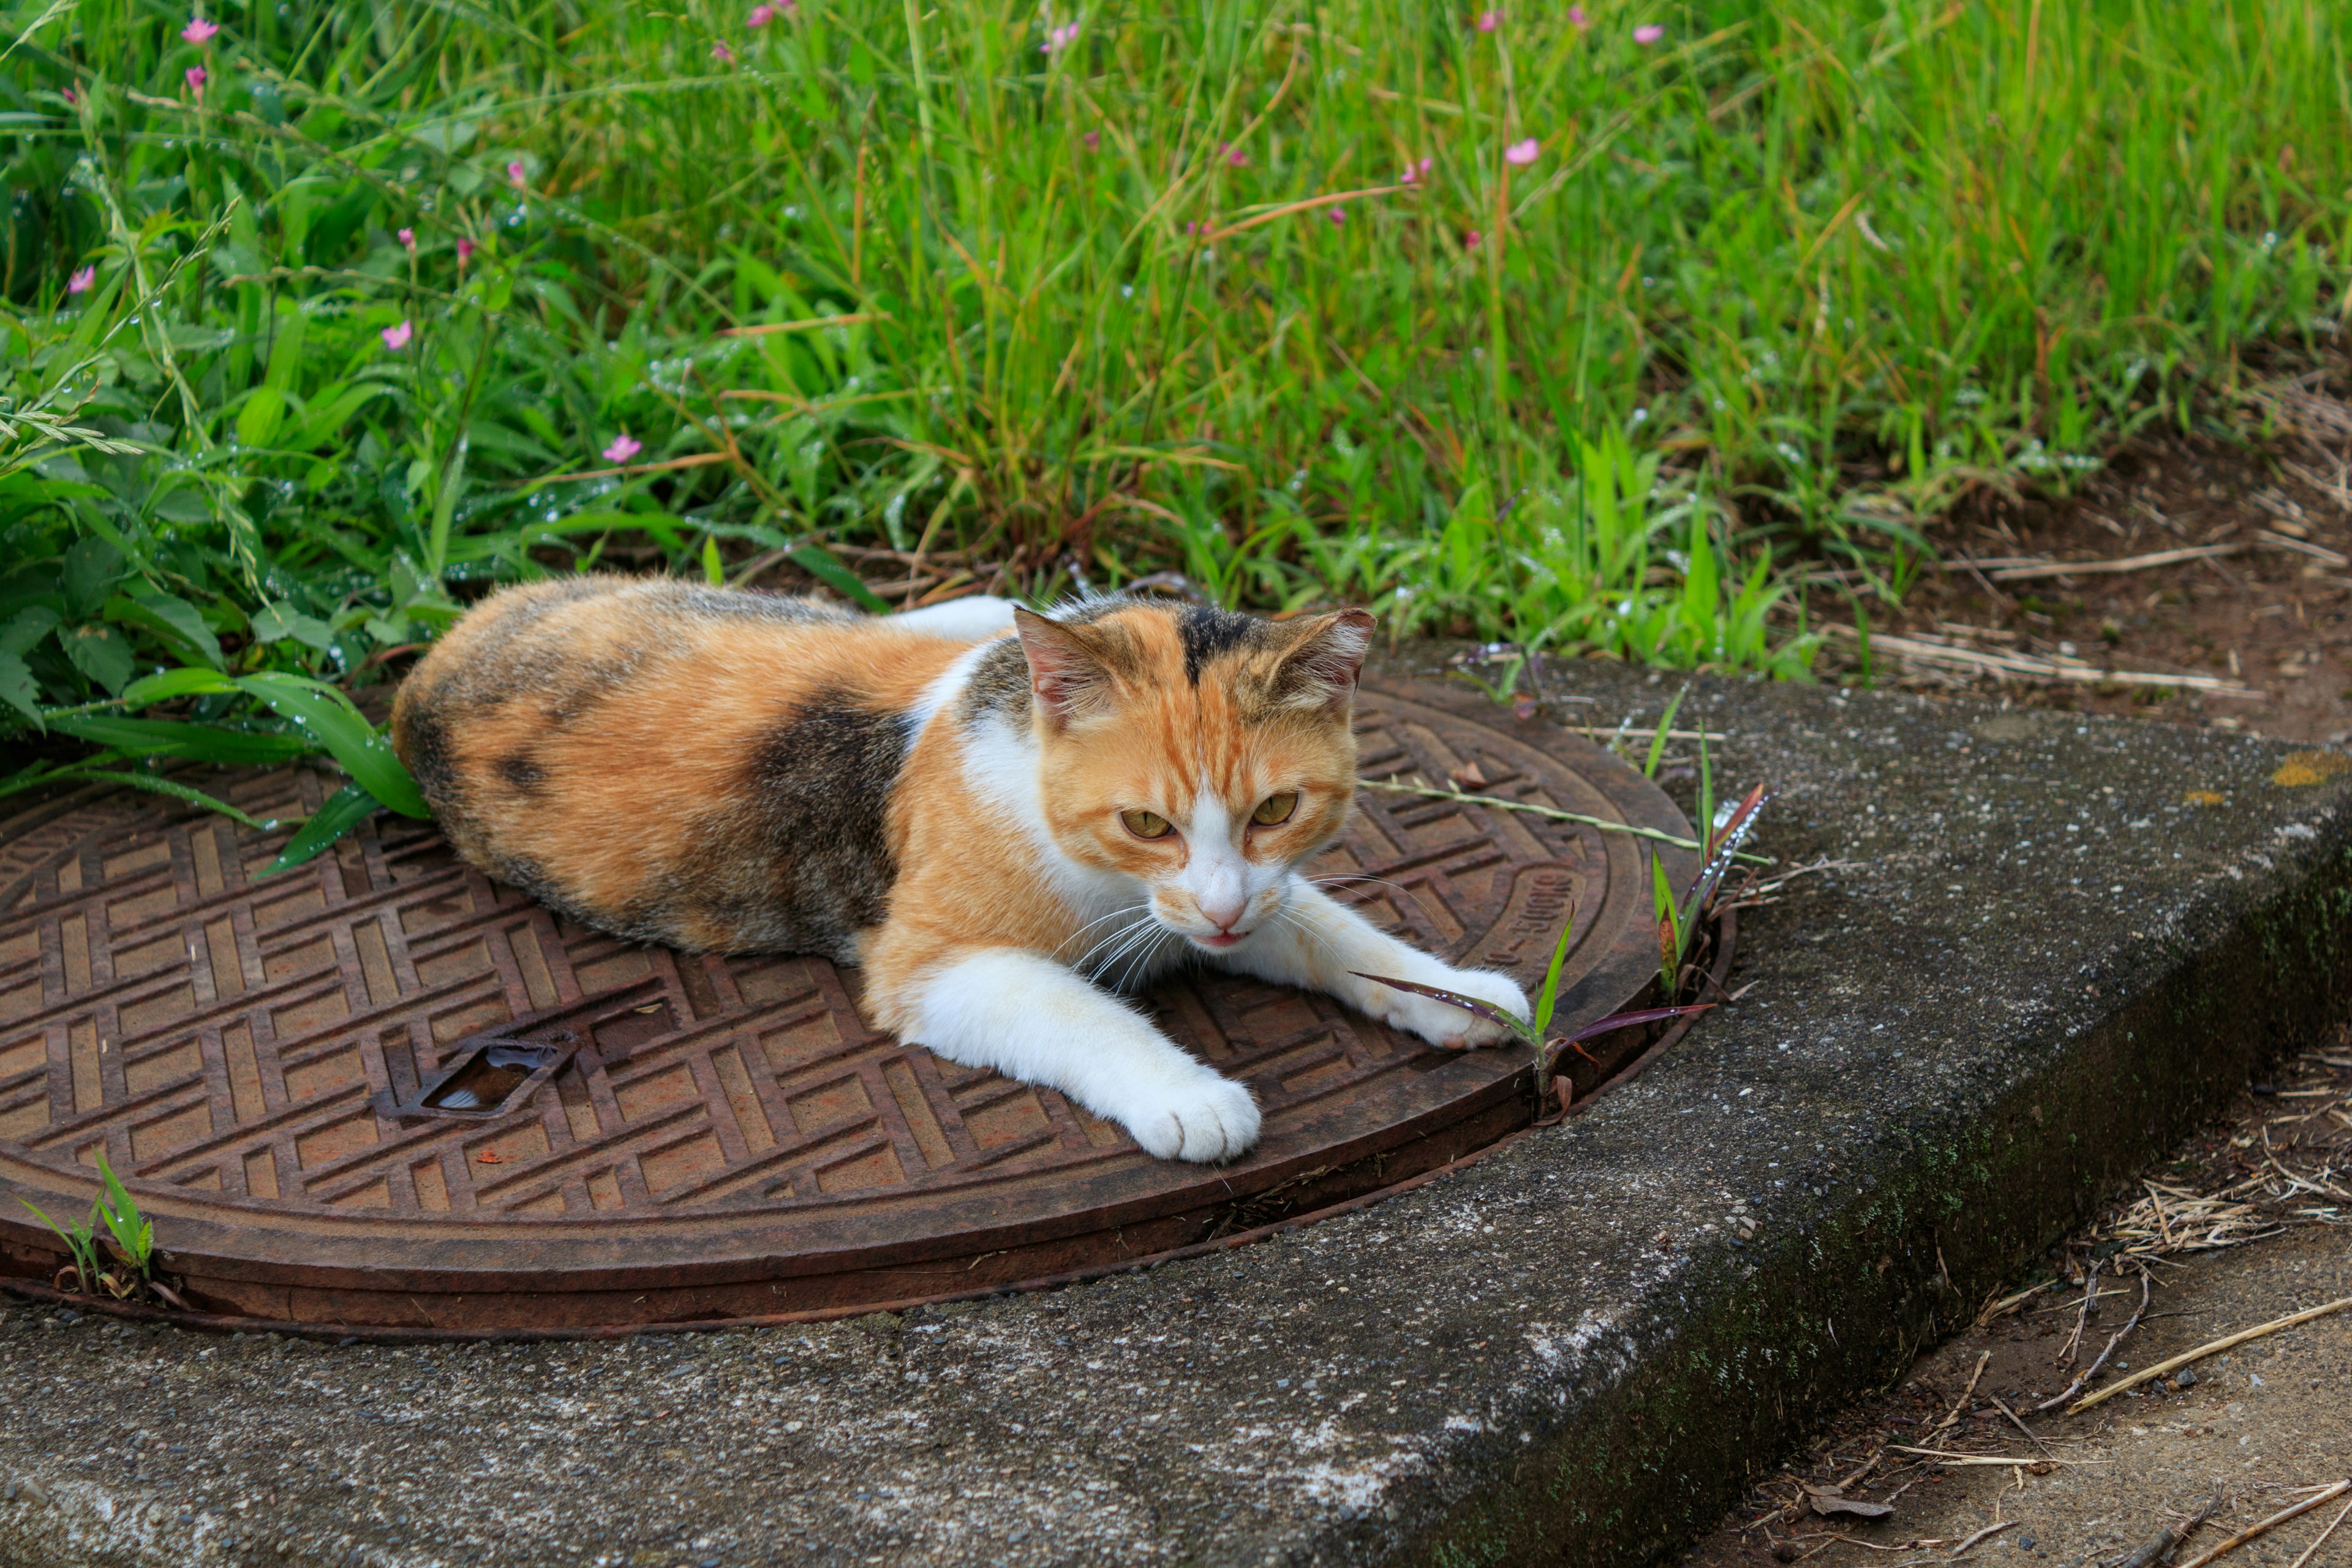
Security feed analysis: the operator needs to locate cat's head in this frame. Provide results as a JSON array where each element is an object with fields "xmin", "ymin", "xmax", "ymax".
[{"xmin": 1009, "ymin": 600, "xmax": 1374, "ymax": 954}]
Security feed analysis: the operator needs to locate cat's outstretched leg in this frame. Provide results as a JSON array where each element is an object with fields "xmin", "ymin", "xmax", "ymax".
[
  {"xmin": 907, "ymin": 949, "xmax": 1260, "ymax": 1161},
  {"xmin": 886, "ymin": 595, "xmax": 1019, "ymax": 641},
  {"xmin": 1218, "ymin": 878, "xmax": 1530, "ymax": 1050}
]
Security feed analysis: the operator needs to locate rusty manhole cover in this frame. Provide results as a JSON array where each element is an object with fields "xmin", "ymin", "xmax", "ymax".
[{"xmin": 0, "ymin": 678, "xmax": 1686, "ymax": 1331}]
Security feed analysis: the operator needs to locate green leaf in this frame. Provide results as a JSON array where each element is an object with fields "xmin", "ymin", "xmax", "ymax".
[
  {"xmin": 703, "ymin": 534, "xmax": 726, "ymax": 586},
  {"xmin": 50, "ymin": 715, "xmax": 311, "ymax": 765},
  {"xmin": 62, "ymin": 536, "xmax": 123, "ymax": 620},
  {"xmin": 0, "ymin": 650, "xmax": 41, "ymax": 729},
  {"xmin": 1, "ymin": 605, "xmax": 60, "ymax": 658},
  {"xmin": 1532, "ymin": 910, "xmax": 1580, "ymax": 1037},
  {"xmin": 11, "ymin": 764, "xmax": 276, "ymax": 827},
  {"xmin": 122, "ymin": 666, "xmax": 240, "ymax": 707},
  {"xmin": 296, "ymin": 383, "xmax": 388, "ymax": 449},
  {"xmin": 250, "ymin": 601, "xmax": 337, "ymax": 650},
  {"xmin": 106, "ymin": 591, "xmax": 225, "ymax": 669},
  {"xmin": 1643, "ymin": 685, "xmax": 1687, "ymax": 780},
  {"xmin": 149, "ymin": 488, "xmax": 213, "ymax": 526},
  {"xmin": 259, "ymin": 783, "xmax": 381, "ymax": 877},
  {"xmin": 18, "ymin": 1197, "xmax": 102, "ymax": 1285},
  {"xmin": 262, "ymin": 301, "xmax": 307, "ymax": 391},
  {"xmin": 235, "ymin": 673, "xmax": 431, "ymax": 818},
  {"xmin": 236, "ymin": 385, "xmax": 286, "ymax": 448},
  {"xmin": 93, "ymin": 1152, "xmax": 153, "ymax": 1274},
  {"xmin": 790, "ymin": 543, "xmax": 889, "ymax": 612},
  {"xmin": 1651, "ymin": 850, "xmax": 1685, "ymax": 989},
  {"xmin": 62, "ymin": 624, "xmax": 134, "ymax": 694}
]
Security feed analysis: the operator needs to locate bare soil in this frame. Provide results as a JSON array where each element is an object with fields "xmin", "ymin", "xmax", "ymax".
[
  {"xmin": 1676, "ymin": 1037, "xmax": 2352, "ymax": 1568},
  {"xmin": 1814, "ymin": 372, "xmax": 2352, "ymax": 747}
]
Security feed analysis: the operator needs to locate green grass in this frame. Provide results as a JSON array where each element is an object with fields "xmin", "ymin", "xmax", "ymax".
[{"xmin": 2, "ymin": 0, "xmax": 2348, "ymax": 811}]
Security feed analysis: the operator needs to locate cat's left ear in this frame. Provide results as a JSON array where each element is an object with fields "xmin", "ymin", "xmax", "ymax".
[
  {"xmin": 1267, "ymin": 608, "xmax": 1376, "ymax": 715},
  {"xmin": 1014, "ymin": 607, "xmax": 1123, "ymax": 730}
]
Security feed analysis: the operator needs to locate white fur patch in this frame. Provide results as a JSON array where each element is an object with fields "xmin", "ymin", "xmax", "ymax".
[
  {"xmin": 910, "ymin": 949, "xmax": 1259, "ymax": 1161},
  {"xmin": 907, "ymin": 640, "xmax": 996, "ymax": 739},
  {"xmin": 886, "ymin": 594, "xmax": 1020, "ymax": 641}
]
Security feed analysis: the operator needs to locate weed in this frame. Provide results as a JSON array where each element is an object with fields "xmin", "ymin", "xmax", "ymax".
[
  {"xmin": 2, "ymin": 0, "xmax": 2343, "ymax": 850},
  {"xmin": 18, "ymin": 1151, "xmax": 168, "ymax": 1302}
]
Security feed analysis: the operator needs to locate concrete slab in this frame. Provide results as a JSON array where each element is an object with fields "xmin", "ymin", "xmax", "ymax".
[{"xmin": 4, "ymin": 663, "xmax": 2351, "ymax": 1568}]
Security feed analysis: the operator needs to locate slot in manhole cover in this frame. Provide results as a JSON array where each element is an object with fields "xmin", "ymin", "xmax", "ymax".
[{"xmin": 0, "ymin": 679, "xmax": 1686, "ymax": 1331}]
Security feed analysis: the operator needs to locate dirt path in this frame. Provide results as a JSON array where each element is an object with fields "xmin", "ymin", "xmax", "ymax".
[
  {"xmin": 1817, "ymin": 367, "xmax": 2352, "ymax": 747},
  {"xmin": 1678, "ymin": 1041, "xmax": 2352, "ymax": 1568}
]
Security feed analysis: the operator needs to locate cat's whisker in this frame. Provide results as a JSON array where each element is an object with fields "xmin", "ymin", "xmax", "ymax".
[
  {"xmin": 1064, "ymin": 902, "xmax": 1159, "ymax": 971},
  {"xmin": 1056, "ymin": 903, "xmax": 1151, "ymax": 965},
  {"xmin": 1114, "ymin": 927, "xmax": 1184, "ymax": 993},
  {"xmin": 1303, "ymin": 872, "xmax": 1417, "ymax": 901},
  {"xmin": 1275, "ymin": 905, "xmax": 1348, "ymax": 967},
  {"xmin": 1084, "ymin": 916, "xmax": 1167, "ymax": 985}
]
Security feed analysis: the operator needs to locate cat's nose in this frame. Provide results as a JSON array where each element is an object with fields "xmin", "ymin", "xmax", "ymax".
[{"xmin": 1199, "ymin": 892, "xmax": 1248, "ymax": 932}]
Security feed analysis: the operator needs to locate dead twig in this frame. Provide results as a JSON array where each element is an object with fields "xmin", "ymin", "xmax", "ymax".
[
  {"xmin": 1950, "ymin": 1519, "xmax": 2016, "ymax": 1558},
  {"xmin": 1885, "ymin": 1446, "xmax": 2087, "ymax": 1468},
  {"xmin": 2041, "ymin": 1265, "xmax": 2152, "ymax": 1411},
  {"xmin": 1976, "ymin": 1279, "xmax": 2060, "ymax": 1328},
  {"xmin": 1986, "ymin": 543, "xmax": 2250, "ymax": 581},
  {"xmin": 2285, "ymin": 1492, "xmax": 2352, "ymax": 1568},
  {"xmin": 2057, "ymin": 1258, "xmax": 2101, "ymax": 1368},
  {"xmin": 2173, "ymin": 1481, "xmax": 2352, "ymax": 1568},
  {"xmin": 2071, "ymin": 1296, "xmax": 2352, "ymax": 1412},
  {"xmin": 1821, "ymin": 624, "xmax": 2264, "ymax": 699},
  {"xmin": 1358, "ymin": 775, "xmax": 1727, "ymax": 858},
  {"xmin": 1986, "ymin": 1395, "xmax": 2055, "ymax": 1462},
  {"xmin": 1928, "ymin": 1350, "xmax": 1992, "ymax": 1439},
  {"xmin": 2110, "ymin": 1492, "xmax": 2223, "ymax": 1568}
]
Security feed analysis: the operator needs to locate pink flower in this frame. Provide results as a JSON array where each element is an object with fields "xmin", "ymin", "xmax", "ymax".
[
  {"xmin": 507, "ymin": 160, "xmax": 527, "ymax": 189},
  {"xmin": 1222, "ymin": 142, "xmax": 1248, "ymax": 167},
  {"xmin": 1185, "ymin": 221, "xmax": 1204, "ymax": 236},
  {"xmin": 457, "ymin": 238, "xmax": 476, "ymax": 266},
  {"xmin": 1475, "ymin": 9, "xmax": 1499, "ymax": 31},
  {"xmin": 184, "ymin": 65, "xmax": 205, "ymax": 99},
  {"xmin": 1041, "ymin": 20, "xmax": 1079, "ymax": 54},
  {"xmin": 1327, "ymin": 204, "xmax": 1346, "ymax": 225},
  {"xmin": 380, "ymin": 319, "xmax": 413, "ymax": 350},
  {"xmin": 747, "ymin": 2, "xmax": 775, "ymax": 23},
  {"xmin": 67, "ymin": 265, "xmax": 94, "ymax": 295},
  {"xmin": 1567, "ymin": 4, "xmax": 1588, "ymax": 23},
  {"xmin": 1634, "ymin": 23, "xmax": 1664, "ymax": 43},
  {"xmin": 60, "ymin": 85, "xmax": 77, "ymax": 105},
  {"xmin": 1082, "ymin": 129, "xmax": 1099, "ymax": 149},
  {"xmin": 602, "ymin": 433, "xmax": 643, "ymax": 465},
  {"xmin": 712, "ymin": 39, "xmax": 734, "ymax": 59},
  {"xmin": 1504, "ymin": 137, "xmax": 1539, "ymax": 165},
  {"xmin": 1464, "ymin": 229, "xmax": 1482, "ymax": 250},
  {"xmin": 181, "ymin": 16, "xmax": 217, "ymax": 43},
  {"xmin": 1400, "ymin": 156, "xmax": 1433, "ymax": 185},
  {"xmin": 398, "ymin": 227, "xmax": 415, "ymax": 251}
]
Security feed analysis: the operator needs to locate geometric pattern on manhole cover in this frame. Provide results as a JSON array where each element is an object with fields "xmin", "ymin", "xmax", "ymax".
[{"xmin": 0, "ymin": 678, "xmax": 1684, "ymax": 1329}]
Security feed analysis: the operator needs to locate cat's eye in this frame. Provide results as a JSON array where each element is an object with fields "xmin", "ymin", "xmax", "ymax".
[
  {"xmin": 1121, "ymin": 809, "xmax": 1174, "ymax": 840},
  {"xmin": 1251, "ymin": 792, "xmax": 1298, "ymax": 826}
]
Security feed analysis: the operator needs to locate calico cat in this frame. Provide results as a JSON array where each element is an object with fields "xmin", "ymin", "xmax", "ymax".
[{"xmin": 390, "ymin": 578, "xmax": 1530, "ymax": 1161}]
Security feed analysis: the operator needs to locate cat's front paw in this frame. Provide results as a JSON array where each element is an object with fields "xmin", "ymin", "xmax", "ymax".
[
  {"xmin": 1116, "ymin": 1068, "xmax": 1261, "ymax": 1163},
  {"xmin": 1367, "ymin": 965, "xmax": 1530, "ymax": 1050}
]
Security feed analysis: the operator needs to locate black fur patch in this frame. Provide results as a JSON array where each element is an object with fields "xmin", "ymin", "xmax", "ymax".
[
  {"xmin": 962, "ymin": 636, "xmax": 1035, "ymax": 723},
  {"xmin": 496, "ymin": 753, "xmax": 545, "ymax": 794},
  {"xmin": 397, "ymin": 702, "xmax": 458, "ymax": 811},
  {"xmin": 1178, "ymin": 606, "xmax": 1267, "ymax": 684},
  {"xmin": 650, "ymin": 690, "xmax": 913, "ymax": 962}
]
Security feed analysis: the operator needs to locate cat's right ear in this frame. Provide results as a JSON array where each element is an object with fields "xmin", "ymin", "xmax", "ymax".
[{"xmin": 1014, "ymin": 608, "xmax": 1118, "ymax": 731}]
